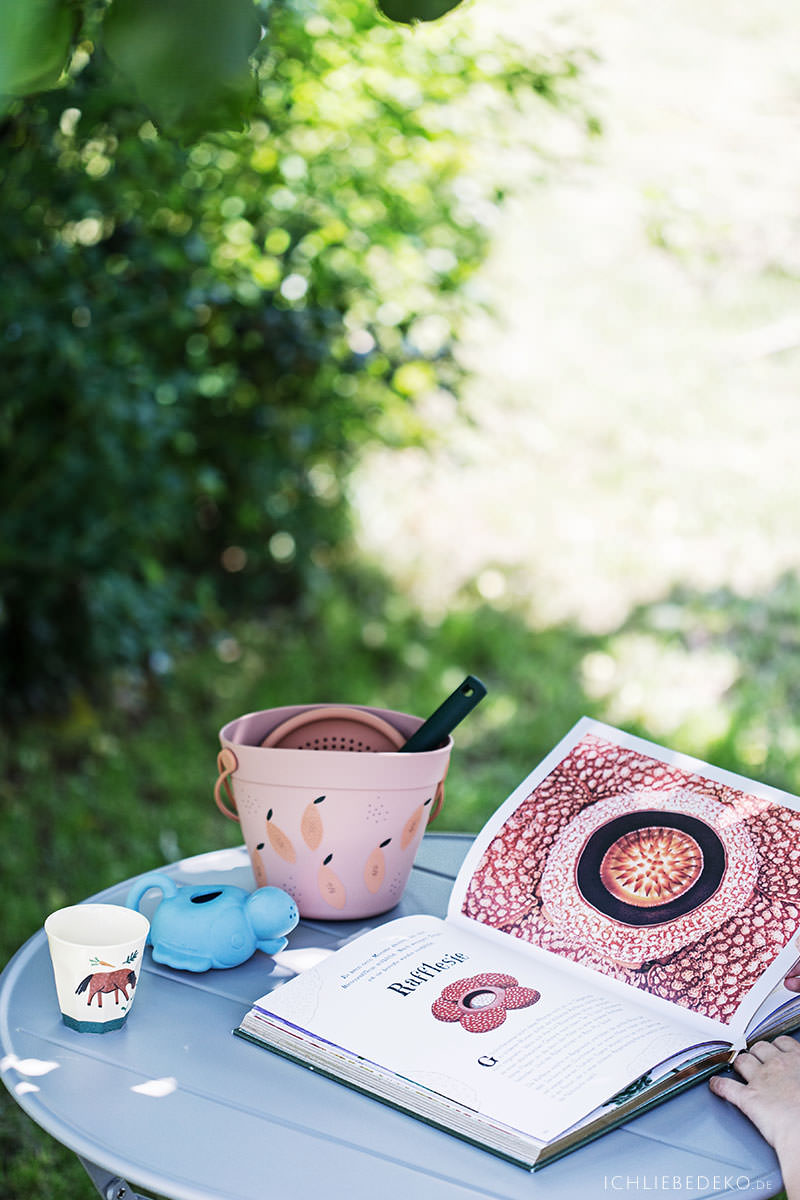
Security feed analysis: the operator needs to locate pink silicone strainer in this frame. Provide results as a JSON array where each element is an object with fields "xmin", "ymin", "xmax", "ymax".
[{"xmin": 260, "ymin": 706, "xmax": 405, "ymax": 752}]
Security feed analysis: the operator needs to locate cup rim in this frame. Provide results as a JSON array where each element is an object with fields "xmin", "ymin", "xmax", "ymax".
[{"xmin": 44, "ymin": 902, "xmax": 150, "ymax": 948}]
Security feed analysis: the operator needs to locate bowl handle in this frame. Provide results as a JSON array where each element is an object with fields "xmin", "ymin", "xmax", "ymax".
[
  {"xmin": 428, "ymin": 759, "xmax": 451, "ymax": 823},
  {"xmin": 214, "ymin": 747, "xmax": 240, "ymax": 821}
]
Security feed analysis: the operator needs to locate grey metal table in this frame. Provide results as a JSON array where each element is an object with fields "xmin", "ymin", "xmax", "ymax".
[{"xmin": 0, "ymin": 834, "xmax": 784, "ymax": 1200}]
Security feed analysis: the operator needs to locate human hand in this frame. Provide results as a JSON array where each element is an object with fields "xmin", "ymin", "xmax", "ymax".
[
  {"xmin": 710, "ymin": 1037, "xmax": 800, "ymax": 1196},
  {"xmin": 784, "ymin": 960, "xmax": 800, "ymax": 993}
]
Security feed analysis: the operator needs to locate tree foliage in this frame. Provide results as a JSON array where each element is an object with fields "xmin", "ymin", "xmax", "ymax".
[
  {"xmin": 0, "ymin": 0, "xmax": 592, "ymax": 717},
  {"xmin": 0, "ymin": 0, "xmax": 470, "ymax": 141}
]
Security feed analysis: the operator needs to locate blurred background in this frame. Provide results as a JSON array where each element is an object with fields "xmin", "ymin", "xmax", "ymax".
[{"xmin": 2, "ymin": 0, "xmax": 799, "ymax": 1193}]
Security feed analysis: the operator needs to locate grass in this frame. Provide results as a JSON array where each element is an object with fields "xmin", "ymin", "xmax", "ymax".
[{"xmin": 355, "ymin": 0, "xmax": 800, "ymax": 643}]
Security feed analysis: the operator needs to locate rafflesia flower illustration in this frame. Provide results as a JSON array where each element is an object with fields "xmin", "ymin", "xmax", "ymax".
[{"xmin": 431, "ymin": 972, "xmax": 540, "ymax": 1033}]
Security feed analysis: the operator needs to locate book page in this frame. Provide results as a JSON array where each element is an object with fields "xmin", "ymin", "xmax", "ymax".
[
  {"xmin": 448, "ymin": 718, "xmax": 800, "ymax": 1037},
  {"xmin": 251, "ymin": 914, "xmax": 713, "ymax": 1143}
]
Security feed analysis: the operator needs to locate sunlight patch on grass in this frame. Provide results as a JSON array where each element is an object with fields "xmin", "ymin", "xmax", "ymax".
[
  {"xmin": 352, "ymin": 0, "xmax": 800, "ymax": 770},
  {"xmin": 581, "ymin": 635, "xmax": 738, "ymax": 751}
]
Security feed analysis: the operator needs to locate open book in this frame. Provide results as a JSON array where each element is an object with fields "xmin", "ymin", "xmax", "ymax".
[{"xmin": 236, "ymin": 718, "xmax": 800, "ymax": 1169}]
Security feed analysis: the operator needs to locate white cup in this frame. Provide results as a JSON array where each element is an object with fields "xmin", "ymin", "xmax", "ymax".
[{"xmin": 44, "ymin": 904, "xmax": 150, "ymax": 1033}]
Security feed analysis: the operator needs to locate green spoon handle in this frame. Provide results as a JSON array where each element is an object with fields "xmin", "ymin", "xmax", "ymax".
[{"xmin": 400, "ymin": 675, "xmax": 487, "ymax": 753}]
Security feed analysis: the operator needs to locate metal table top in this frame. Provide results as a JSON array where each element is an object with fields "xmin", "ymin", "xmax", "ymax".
[{"xmin": 0, "ymin": 834, "xmax": 783, "ymax": 1200}]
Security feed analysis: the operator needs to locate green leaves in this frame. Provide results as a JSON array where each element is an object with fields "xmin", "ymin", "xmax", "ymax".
[
  {"xmin": 377, "ymin": 0, "xmax": 465, "ymax": 24},
  {"xmin": 0, "ymin": 0, "xmax": 78, "ymax": 97},
  {"xmin": 0, "ymin": 0, "xmax": 471, "ymax": 138},
  {"xmin": 0, "ymin": 0, "xmax": 592, "ymax": 716},
  {"xmin": 102, "ymin": 0, "xmax": 263, "ymax": 140}
]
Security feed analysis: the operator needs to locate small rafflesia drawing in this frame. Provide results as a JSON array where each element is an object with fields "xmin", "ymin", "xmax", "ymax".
[{"xmin": 431, "ymin": 972, "xmax": 540, "ymax": 1033}]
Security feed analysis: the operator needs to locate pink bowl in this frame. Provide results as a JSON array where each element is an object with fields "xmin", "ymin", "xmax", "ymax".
[{"xmin": 214, "ymin": 705, "xmax": 452, "ymax": 920}]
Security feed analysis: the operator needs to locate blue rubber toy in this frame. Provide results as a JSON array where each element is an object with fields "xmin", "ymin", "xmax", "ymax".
[{"xmin": 125, "ymin": 873, "xmax": 299, "ymax": 971}]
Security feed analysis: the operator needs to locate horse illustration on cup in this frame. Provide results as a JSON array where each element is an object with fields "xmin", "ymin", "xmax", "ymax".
[{"xmin": 75, "ymin": 950, "xmax": 139, "ymax": 1008}]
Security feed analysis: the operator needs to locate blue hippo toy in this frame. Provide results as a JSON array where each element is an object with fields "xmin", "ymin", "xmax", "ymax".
[{"xmin": 125, "ymin": 873, "xmax": 299, "ymax": 971}]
